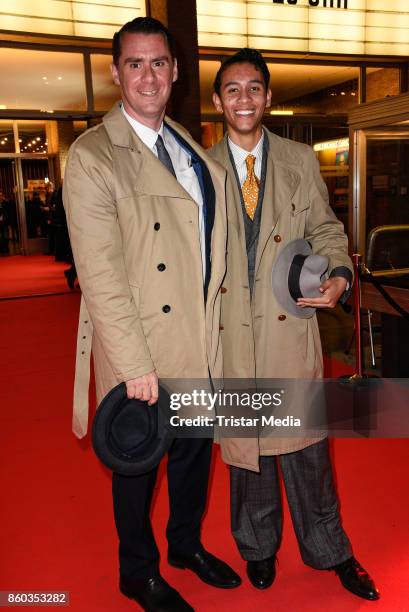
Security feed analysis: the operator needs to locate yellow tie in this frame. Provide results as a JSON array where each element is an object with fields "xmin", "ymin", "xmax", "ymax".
[{"xmin": 242, "ymin": 154, "xmax": 259, "ymax": 220}]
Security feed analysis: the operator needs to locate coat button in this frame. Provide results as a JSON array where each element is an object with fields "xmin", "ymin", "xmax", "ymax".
[
  {"xmin": 274, "ymin": 235, "xmax": 282, "ymax": 243},
  {"xmin": 278, "ymin": 314, "xmax": 286, "ymax": 321},
  {"xmin": 157, "ymin": 263, "xmax": 166, "ymax": 271},
  {"xmin": 154, "ymin": 222, "xmax": 160, "ymax": 230},
  {"xmin": 219, "ymin": 325, "xmax": 224, "ymax": 330},
  {"xmin": 162, "ymin": 305, "xmax": 171, "ymax": 313},
  {"xmin": 291, "ymin": 203, "xmax": 295, "ymax": 211},
  {"xmin": 220, "ymin": 287, "xmax": 227, "ymax": 294}
]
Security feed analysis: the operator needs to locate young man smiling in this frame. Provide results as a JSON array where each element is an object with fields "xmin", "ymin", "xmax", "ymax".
[
  {"xmin": 210, "ymin": 48, "xmax": 379, "ymax": 602},
  {"xmin": 64, "ymin": 17, "xmax": 241, "ymax": 612}
]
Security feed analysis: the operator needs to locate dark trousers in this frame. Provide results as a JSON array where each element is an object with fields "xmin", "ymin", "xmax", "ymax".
[
  {"xmin": 230, "ymin": 438, "xmax": 352, "ymax": 569},
  {"xmin": 112, "ymin": 438, "xmax": 212, "ymax": 579}
]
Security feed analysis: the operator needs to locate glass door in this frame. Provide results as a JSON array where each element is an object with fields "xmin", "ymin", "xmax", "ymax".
[{"xmin": 354, "ymin": 128, "xmax": 409, "ymax": 260}]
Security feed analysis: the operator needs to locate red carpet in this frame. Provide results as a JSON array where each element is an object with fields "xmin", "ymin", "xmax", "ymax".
[
  {"xmin": 0, "ymin": 255, "xmax": 75, "ymax": 298},
  {"xmin": 1, "ymin": 291, "xmax": 408, "ymax": 611}
]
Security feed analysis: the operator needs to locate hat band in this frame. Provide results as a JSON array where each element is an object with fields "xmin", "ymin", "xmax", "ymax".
[{"xmin": 288, "ymin": 254, "xmax": 308, "ymax": 302}]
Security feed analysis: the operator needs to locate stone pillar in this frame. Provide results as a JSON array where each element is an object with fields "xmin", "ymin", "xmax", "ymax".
[{"xmin": 147, "ymin": 0, "xmax": 202, "ymax": 142}]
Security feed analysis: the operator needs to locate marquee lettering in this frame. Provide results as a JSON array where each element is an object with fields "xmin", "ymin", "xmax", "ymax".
[{"xmin": 273, "ymin": 0, "xmax": 348, "ymax": 7}]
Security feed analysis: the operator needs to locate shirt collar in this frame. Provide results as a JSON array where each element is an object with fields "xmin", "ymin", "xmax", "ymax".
[
  {"xmin": 228, "ymin": 132, "xmax": 264, "ymax": 168},
  {"xmin": 121, "ymin": 104, "xmax": 163, "ymax": 150}
]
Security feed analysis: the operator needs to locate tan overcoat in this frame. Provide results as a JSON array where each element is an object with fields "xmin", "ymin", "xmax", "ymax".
[
  {"xmin": 64, "ymin": 103, "xmax": 227, "ymax": 438},
  {"xmin": 209, "ymin": 129, "xmax": 352, "ymax": 471}
]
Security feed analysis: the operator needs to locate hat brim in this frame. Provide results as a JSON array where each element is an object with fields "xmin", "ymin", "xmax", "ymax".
[
  {"xmin": 272, "ymin": 239, "xmax": 318, "ymax": 319},
  {"xmin": 92, "ymin": 382, "xmax": 173, "ymax": 476}
]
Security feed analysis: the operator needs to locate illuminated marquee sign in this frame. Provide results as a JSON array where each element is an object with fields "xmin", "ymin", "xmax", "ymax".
[
  {"xmin": 197, "ymin": 0, "xmax": 409, "ymax": 56},
  {"xmin": 0, "ymin": 0, "xmax": 146, "ymax": 38}
]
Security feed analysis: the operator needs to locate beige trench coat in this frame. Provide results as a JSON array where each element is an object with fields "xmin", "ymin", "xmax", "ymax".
[
  {"xmin": 209, "ymin": 129, "xmax": 352, "ymax": 471},
  {"xmin": 64, "ymin": 103, "xmax": 227, "ymax": 438}
]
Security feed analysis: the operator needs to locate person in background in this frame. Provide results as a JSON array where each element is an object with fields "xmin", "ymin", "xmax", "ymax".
[{"xmin": 0, "ymin": 190, "xmax": 9, "ymax": 254}]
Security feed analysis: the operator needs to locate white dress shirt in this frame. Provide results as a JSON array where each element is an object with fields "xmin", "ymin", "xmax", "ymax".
[
  {"xmin": 121, "ymin": 105, "xmax": 206, "ymax": 281},
  {"xmin": 228, "ymin": 133, "xmax": 264, "ymax": 186}
]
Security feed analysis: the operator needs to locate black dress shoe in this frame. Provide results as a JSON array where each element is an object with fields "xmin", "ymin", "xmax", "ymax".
[
  {"xmin": 168, "ymin": 548, "xmax": 241, "ymax": 589},
  {"xmin": 120, "ymin": 574, "xmax": 194, "ymax": 611},
  {"xmin": 246, "ymin": 556, "xmax": 276, "ymax": 590},
  {"xmin": 331, "ymin": 557, "xmax": 380, "ymax": 601}
]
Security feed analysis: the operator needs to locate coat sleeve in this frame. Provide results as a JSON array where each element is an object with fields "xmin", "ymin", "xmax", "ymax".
[
  {"xmin": 63, "ymin": 135, "xmax": 155, "ymax": 382},
  {"xmin": 304, "ymin": 148, "xmax": 353, "ymax": 276}
]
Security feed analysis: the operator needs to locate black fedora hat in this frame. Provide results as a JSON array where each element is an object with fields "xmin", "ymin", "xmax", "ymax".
[
  {"xmin": 92, "ymin": 382, "xmax": 173, "ymax": 476},
  {"xmin": 271, "ymin": 239, "xmax": 329, "ymax": 319}
]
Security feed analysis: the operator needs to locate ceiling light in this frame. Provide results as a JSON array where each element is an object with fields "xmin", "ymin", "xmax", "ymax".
[
  {"xmin": 19, "ymin": 138, "xmax": 22, "ymax": 142},
  {"xmin": 351, "ymin": 92, "xmax": 356, "ymax": 96},
  {"xmin": 270, "ymin": 110, "xmax": 294, "ymax": 116},
  {"xmin": 36, "ymin": 137, "xmax": 41, "ymax": 141},
  {"xmin": 28, "ymin": 143, "xmax": 32, "ymax": 147},
  {"xmin": 57, "ymin": 76, "xmax": 62, "ymax": 80},
  {"xmin": 0, "ymin": 104, "xmax": 7, "ymax": 109},
  {"xmin": 340, "ymin": 91, "xmax": 346, "ymax": 96},
  {"xmin": 1, "ymin": 141, "xmax": 5, "ymax": 145},
  {"xmin": 42, "ymin": 76, "xmax": 47, "ymax": 80}
]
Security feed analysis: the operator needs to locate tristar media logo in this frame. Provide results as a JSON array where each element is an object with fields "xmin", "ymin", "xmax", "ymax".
[{"xmin": 272, "ymin": 0, "xmax": 348, "ymax": 7}]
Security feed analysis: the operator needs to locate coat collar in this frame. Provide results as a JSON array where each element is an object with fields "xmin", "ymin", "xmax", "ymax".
[
  {"xmin": 217, "ymin": 128, "xmax": 303, "ymax": 276},
  {"xmin": 103, "ymin": 103, "xmax": 226, "ymax": 204}
]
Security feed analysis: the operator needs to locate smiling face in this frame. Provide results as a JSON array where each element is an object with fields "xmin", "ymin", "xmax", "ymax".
[
  {"xmin": 213, "ymin": 62, "xmax": 271, "ymax": 150},
  {"xmin": 111, "ymin": 32, "xmax": 178, "ymax": 131}
]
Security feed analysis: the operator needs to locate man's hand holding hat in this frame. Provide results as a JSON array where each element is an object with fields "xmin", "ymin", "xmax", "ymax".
[
  {"xmin": 126, "ymin": 370, "xmax": 159, "ymax": 405},
  {"xmin": 297, "ymin": 276, "xmax": 347, "ymax": 310}
]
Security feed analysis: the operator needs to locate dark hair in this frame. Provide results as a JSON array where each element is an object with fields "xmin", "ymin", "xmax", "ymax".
[
  {"xmin": 112, "ymin": 17, "xmax": 175, "ymax": 66},
  {"xmin": 213, "ymin": 48, "xmax": 270, "ymax": 96}
]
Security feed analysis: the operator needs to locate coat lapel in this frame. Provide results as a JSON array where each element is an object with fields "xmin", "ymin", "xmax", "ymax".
[
  {"xmin": 165, "ymin": 117, "xmax": 227, "ymax": 306},
  {"xmin": 254, "ymin": 131, "xmax": 301, "ymax": 275},
  {"xmin": 219, "ymin": 136, "xmax": 248, "ymax": 256},
  {"xmin": 103, "ymin": 104, "xmax": 196, "ymax": 202}
]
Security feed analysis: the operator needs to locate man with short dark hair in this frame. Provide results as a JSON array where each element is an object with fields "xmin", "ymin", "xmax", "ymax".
[
  {"xmin": 210, "ymin": 48, "xmax": 379, "ymax": 601},
  {"xmin": 64, "ymin": 17, "xmax": 240, "ymax": 611}
]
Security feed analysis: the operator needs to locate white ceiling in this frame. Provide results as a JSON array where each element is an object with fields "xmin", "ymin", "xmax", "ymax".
[{"xmin": 0, "ymin": 47, "xmax": 381, "ymax": 115}]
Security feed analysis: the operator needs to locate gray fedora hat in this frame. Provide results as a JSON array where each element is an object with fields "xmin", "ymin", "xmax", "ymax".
[
  {"xmin": 92, "ymin": 382, "xmax": 173, "ymax": 476},
  {"xmin": 271, "ymin": 239, "xmax": 329, "ymax": 319}
]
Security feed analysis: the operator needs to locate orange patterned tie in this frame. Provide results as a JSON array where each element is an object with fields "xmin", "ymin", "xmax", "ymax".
[{"xmin": 242, "ymin": 154, "xmax": 259, "ymax": 220}]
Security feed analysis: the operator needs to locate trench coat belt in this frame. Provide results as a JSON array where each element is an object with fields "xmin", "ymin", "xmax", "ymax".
[{"xmin": 72, "ymin": 296, "xmax": 94, "ymax": 439}]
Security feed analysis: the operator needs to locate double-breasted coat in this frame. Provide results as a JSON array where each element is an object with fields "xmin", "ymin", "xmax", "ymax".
[
  {"xmin": 209, "ymin": 129, "xmax": 352, "ymax": 471},
  {"xmin": 63, "ymin": 104, "xmax": 227, "ymax": 438}
]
